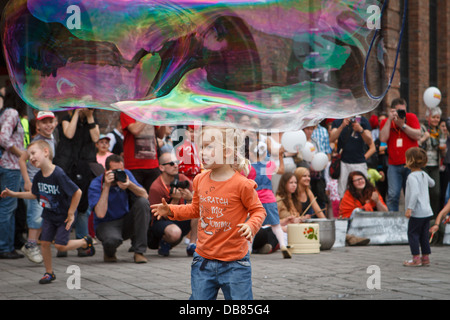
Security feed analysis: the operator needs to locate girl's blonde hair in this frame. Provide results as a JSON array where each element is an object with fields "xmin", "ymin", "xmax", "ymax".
[
  {"xmin": 405, "ymin": 147, "xmax": 427, "ymax": 169},
  {"xmin": 294, "ymin": 167, "xmax": 311, "ymax": 191},
  {"xmin": 202, "ymin": 126, "xmax": 251, "ymax": 176}
]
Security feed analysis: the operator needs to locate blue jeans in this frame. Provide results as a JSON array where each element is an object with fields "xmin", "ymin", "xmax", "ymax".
[
  {"xmin": 190, "ymin": 252, "xmax": 253, "ymax": 300},
  {"xmin": 0, "ymin": 167, "xmax": 21, "ymax": 253},
  {"xmin": 386, "ymin": 164, "xmax": 411, "ymax": 212}
]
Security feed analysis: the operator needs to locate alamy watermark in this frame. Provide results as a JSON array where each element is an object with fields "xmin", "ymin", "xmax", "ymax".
[{"xmin": 366, "ymin": 265, "xmax": 381, "ymax": 290}]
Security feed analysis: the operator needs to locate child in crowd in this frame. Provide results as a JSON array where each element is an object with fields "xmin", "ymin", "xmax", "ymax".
[
  {"xmin": 1, "ymin": 140, "xmax": 95, "ymax": 284},
  {"xmin": 18, "ymin": 111, "xmax": 57, "ymax": 264},
  {"xmin": 151, "ymin": 126, "xmax": 266, "ymax": 300},
  {"xmin": 248, "ymin": 139, "xmax": 291, "ymax": 258},
  {"xmin": 96, "ymin": 134, "xmax": 113, "ymax": 168},
  {"xmin": 403, "ymin": 147, "xmax": 435, "ymax": 267}
]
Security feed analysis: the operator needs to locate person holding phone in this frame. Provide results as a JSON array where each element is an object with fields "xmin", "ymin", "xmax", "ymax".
[{"xmin": 379, "ymin": 98, "xmax": 422, "ymax": 212}]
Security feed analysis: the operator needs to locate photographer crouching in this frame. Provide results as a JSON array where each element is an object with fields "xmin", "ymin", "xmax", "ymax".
[
  {"xmin": 148, "ymin": 152, "xmax": 197, "ymax": 256},
  {"xmin": 88, "ymin": 154, "xmax": 150, "ymax": 263}
]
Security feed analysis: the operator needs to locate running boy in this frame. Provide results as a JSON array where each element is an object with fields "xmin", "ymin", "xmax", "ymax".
[
  {"xmin": 19, "ymin": 111, "xmax": 57, "ymax": 264},
  {"xmin": 2, "ymin": 140, "xmax": 95, "ymax": 284}
]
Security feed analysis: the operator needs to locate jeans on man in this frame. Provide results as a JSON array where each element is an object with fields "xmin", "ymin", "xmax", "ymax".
[
  {"xmin": 0, "ymin": 168, "xmax": 21, "ymax": 253},
  {"xmin": 386, "ymin": 164, "xmax": 411, "ymax": 211}
]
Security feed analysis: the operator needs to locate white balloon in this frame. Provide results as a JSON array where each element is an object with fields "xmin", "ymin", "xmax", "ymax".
[
  {"xmin": 423, "ymin": 87, "xmax": 442, "ymax": 108},
  {"xmin": 311, "ymin": 152, "xmax": 329, "ymax": 171},
  {"xmin": 281, "ymin": 130, "xmax": 306, "ymax": 153},
  {"xmin": 301, "ymin": 142, "xmax": 316, "ymax": 162}
]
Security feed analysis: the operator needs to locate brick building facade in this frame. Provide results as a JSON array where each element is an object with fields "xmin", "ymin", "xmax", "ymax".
[{"xmin": 382, "ymin": 0, "xmax": 450, "ymax": 120}]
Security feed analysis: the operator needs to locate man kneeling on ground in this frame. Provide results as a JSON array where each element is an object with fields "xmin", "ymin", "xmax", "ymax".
[
  {"xmin": 88, "ymin": 154, "xmax": 150, "ymax": 263},
  {"xmin": 148, "ymin": 152, "xmax": 197, "ymax": 256}
]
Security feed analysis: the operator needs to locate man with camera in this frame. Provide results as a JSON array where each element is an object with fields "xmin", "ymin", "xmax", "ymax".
[
  {"xmin": 330, "ymin": 116, "xmax": 376, "ymax": 197},
  {"xmin": 88, "ymin": 154, "xmax": 150, "ymax": 263},
  {"xmin": 380, "ymin": 98, "xmax": 421, "ymax": 211},
  {"xmin": 148, "ymin": 152, "xmax": 197, "ymax": 256}
]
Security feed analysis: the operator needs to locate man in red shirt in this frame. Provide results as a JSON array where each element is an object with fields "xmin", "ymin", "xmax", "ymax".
[
  {"xmin": 379, "ymin": 98, "xmax": 422, "ymax": 211},
  {"xmin": 148, "ymin": 152, "xmax": 197, "ymax": 256},
  {"xmin": 120, "ymin": 113, "xmax": 166, "ymax": 191}
]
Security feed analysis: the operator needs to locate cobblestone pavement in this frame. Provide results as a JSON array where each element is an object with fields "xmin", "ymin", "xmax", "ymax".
[{"xmin": 1, "ymin": 239, "xmax": 449, "ymax": 301}]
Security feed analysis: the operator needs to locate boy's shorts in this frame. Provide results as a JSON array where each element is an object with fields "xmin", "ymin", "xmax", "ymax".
[{"xmin": 40, "ymin": 218, "xmax": 71, "ymax": 246}]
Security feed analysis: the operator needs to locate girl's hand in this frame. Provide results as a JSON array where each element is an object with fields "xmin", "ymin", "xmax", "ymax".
[
  {"xmin": 150, "ymin": 198, "xmax": 172, "ymax": 220},
  {"xmin": 237, "ymin": 223, "xmax": 252, "ymax": 240},
  {"xmin": 429, "ymin": 224, "xmax": 439, "ymax": 234},
  {"xmin": 405, "ymin": 209, "xmax": 412, "ymax": 219}
]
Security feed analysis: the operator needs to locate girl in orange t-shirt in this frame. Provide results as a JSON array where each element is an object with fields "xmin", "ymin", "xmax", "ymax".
[{"xmin": 151, "ymin": 126, "xmax": 266, "ymax": 300}]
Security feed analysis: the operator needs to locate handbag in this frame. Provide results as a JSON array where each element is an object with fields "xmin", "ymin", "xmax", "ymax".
[{"xmin": 329, "ymin": 150, "xmax": 342, "ymax": 180}]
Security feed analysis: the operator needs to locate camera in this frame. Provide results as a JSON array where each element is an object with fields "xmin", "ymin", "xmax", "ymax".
[
  {"xmin": 350, "ymin": 116, "xmax": 361, "ymax": 124},
  {"xmin": 397, "ymin": 109, "xmax": 406, "ymax": 120},
  {"xmin": 112, "ymin": 169, "xmax": 127, "ymax": 183},
  {"xmin": 170, "ymin": 175, "xmax": 190, "ymax": 194}
]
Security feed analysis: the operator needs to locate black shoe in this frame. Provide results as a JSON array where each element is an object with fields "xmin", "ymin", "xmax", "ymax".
[
  {"xmin": 39, "ymin": 272, "xmax": 56, "ymax": 284},
  {"xmin": 0, "ymin": 250, "xmax": 24, "ymax": 259}
]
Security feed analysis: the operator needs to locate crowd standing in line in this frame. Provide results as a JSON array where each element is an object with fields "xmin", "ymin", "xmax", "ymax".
[{"xmin": 1, "ymin": 84, "xmax": 450, "ymax": 291}]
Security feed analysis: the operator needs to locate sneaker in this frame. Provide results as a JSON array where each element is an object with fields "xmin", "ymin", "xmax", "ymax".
[
  {"xmin": 158, "ymin": 240, "xmax": 171, "ymax": 257},
  {"xmin": 403, "ymin": 256, "xmax": 422, "ymax": 267},
  {"xmin": 78, "ymin": 235, "xmax": 95, "ymax": 257},
  {"xmin": 186, "ymin": 243, "xmax": 196, "ymax": 256},
  {"xmin": 21, "ymin": 244, "xmax": 43, "ymax": 264},
  {"xmin": 258, "ymin": 243, "xmax": 273, "ymax": 254},
  {"xmin": 421, "ymin": 255, "xmax": 430, "ymax": 267},
  {"xmin": 39, "ymin": 272, "xmax": 56, "ymax": 284}
]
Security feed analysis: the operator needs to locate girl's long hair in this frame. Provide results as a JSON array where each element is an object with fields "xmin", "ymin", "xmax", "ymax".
[
  {"xmin": 346, "ymin": 171, "xmax": 376, "ymax": 204},
  {"xmin": 276, "ymin": 172, "xmax": 302, "ymax": 214}
]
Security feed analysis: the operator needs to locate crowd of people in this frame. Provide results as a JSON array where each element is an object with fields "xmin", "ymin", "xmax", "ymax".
[{"xmin": 1, "ymin": 85, "xmax": 449, "ymax": 296}]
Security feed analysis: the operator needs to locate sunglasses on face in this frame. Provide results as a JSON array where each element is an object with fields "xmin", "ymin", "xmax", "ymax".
[{"xmin": 162, "ymin": 160, "xmax": 179, "ymax": 166}]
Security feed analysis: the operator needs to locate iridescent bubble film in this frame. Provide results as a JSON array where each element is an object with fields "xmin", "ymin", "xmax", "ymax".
[{"xmin": 2, "ymin": 0, "xmax": 388, "ymax": 130}]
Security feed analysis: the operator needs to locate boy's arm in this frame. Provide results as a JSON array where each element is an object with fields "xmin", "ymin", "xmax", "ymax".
[
  {"xmin": 65, "ymin": 189, "xmax": 82, "ymax": 230},
  {"xmin": 1, "ymin": 188, "xmax": 36, "ymax": 200}
]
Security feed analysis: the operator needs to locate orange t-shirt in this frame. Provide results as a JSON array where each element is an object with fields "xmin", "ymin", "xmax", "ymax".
[
  {"xmin": 169, "ymin": 170, "xmax": 266, "ymax": 261},
  {"xmin": 339, "ymin": 190, "xmax": 387, "ymax": 218}
]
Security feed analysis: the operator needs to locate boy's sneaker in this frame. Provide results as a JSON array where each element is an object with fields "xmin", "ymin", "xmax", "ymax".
[
  {"xmin": 39, "ymin": 272, "xmax": 56, "ymax": 284},
  {"xmin": 186, "ymin": 243, "xmax": 196, "ymax": 256},
  {"xmin": 158, "ymin": 240, "xmax": 171, "ymax": 257},
  {"xmin": 21, "ymin": 244, "xmax": 43, "ymax": 264},
  {"xmin": 78, "ymin": 235, "xmax": 96, "ymax": 257}
]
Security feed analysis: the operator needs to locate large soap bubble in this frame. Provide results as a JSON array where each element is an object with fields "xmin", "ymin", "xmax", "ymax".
[{"xmin": 2, "ymin": 0, "xmax": 394, "ymax": 131}]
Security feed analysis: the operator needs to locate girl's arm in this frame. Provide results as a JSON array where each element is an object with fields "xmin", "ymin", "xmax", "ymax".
[
  {"xmin": 276, "ymin": 147, "xmax": 285, "ymax": 175},
  {"xmin": 430, "ymin": 201, "xmax": 450, "ymax": 233},
  {"xmin": 308, "ymin": 189, "xmax": 326, "ymax": 218},
  {"xmin": 62, "ymin": 110, "xmax": 80, "ymax": 139},
  {"xmin": 19, "ymin": 151, "xmax": 32, "ymax": 191}
]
